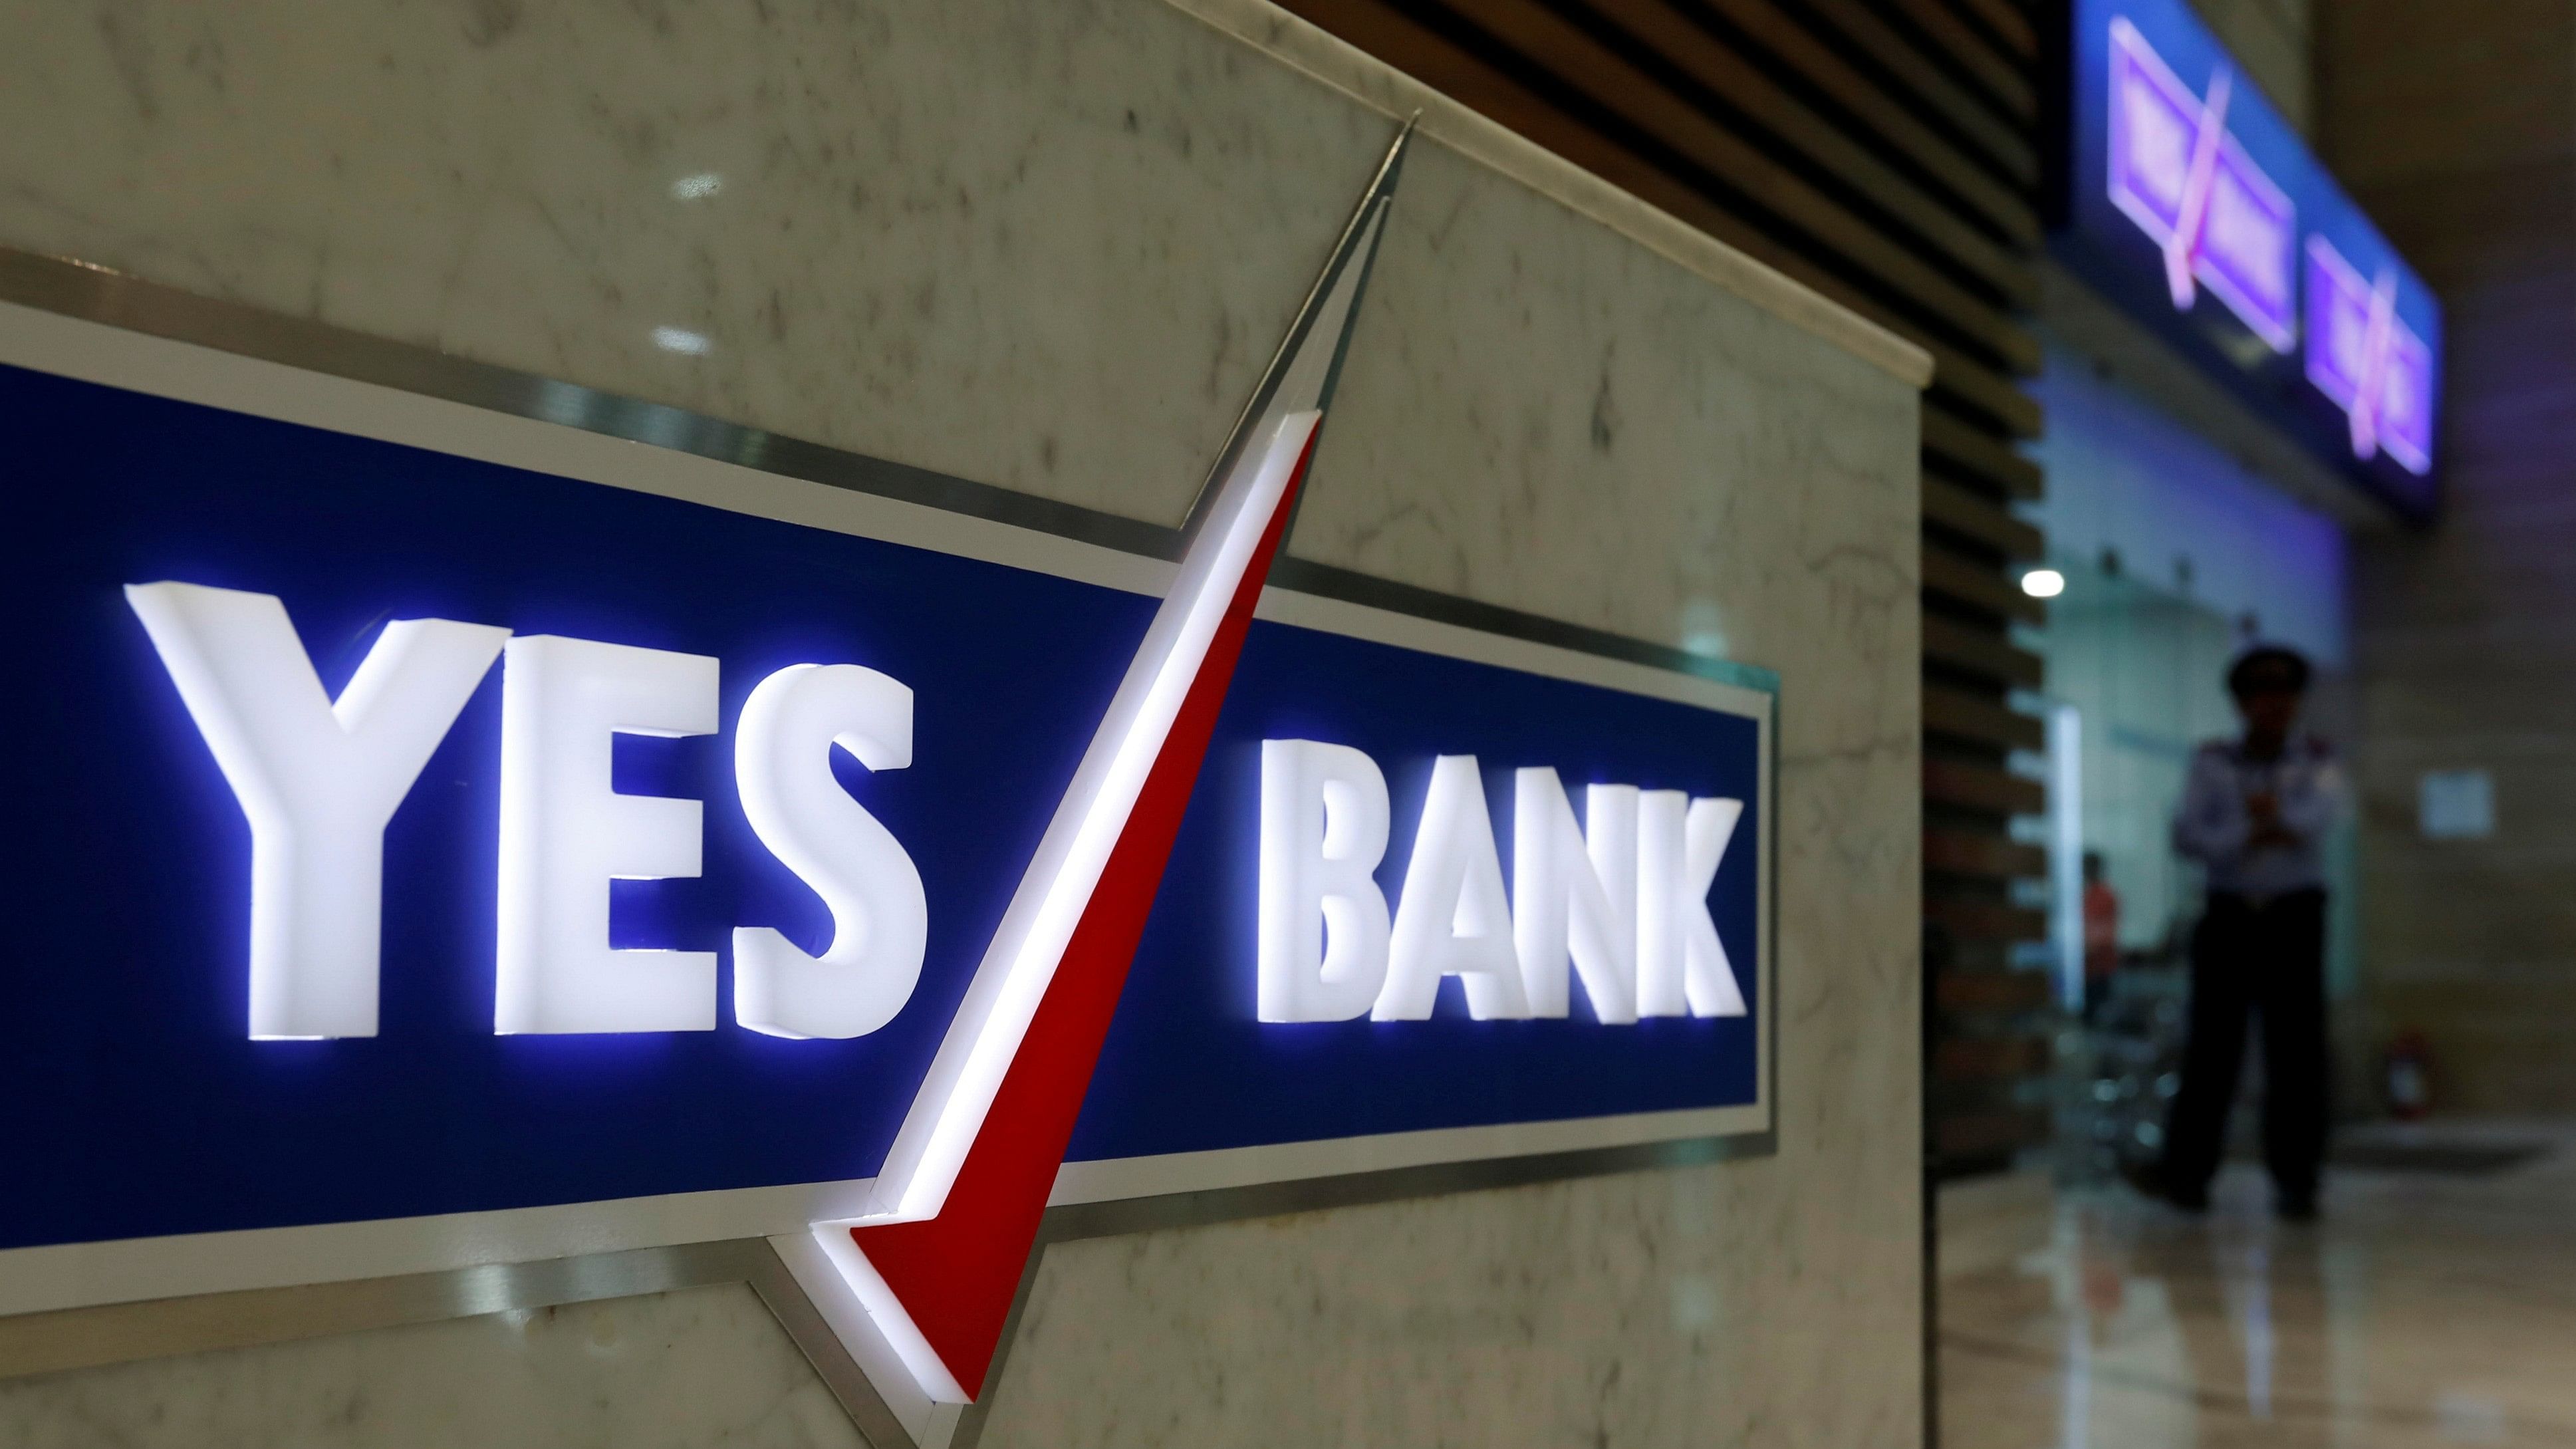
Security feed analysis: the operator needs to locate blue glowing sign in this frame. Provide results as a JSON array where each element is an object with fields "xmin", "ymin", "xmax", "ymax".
[
  {"xmin": 0, "ymin": 327, "xmax": 1772, "ymax": 1260},
  {"xmin": 2063, "ymin": 0, "xmax": 2443, "ymax": 516},
  {"xmin": 2104, "ymin": 17, "xmax": 2297, "ymax": 350}
]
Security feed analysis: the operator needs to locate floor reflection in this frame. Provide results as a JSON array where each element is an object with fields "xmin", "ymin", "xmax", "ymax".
[{"xmin": 1940, "ymin": 1122, "xmax": 2576, "ymax": 1447}]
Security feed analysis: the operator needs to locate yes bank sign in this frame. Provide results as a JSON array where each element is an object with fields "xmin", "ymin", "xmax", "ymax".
[
  {"xmin": 124, "ymin": 583, "xmax": 1748, "ymax": 1041},
  {"xmin": 0, "ymin": 311, "xmax": 1769, "ymax": 1269}
]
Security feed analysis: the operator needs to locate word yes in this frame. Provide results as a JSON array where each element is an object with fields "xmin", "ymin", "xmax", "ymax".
[{"xmin": 128, "ymin": 581, "xmax": 926, "ymax": 1042}]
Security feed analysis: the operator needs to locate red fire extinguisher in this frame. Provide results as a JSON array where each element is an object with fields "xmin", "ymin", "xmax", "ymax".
[{"xmin": 2386, "ymin": 1029, "xmax": 2433, "ymax": 1120}]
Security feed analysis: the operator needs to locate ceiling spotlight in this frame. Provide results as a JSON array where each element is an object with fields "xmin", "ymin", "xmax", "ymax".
[{"xmin": 2021, "ymin": 567, "xmax": 2065, "ymax": 599}]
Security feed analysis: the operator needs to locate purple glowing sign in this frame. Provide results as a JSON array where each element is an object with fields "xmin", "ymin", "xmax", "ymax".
[
  {"xmin": 2305, "ymin": 237, "xmax": 2434, "ymax": 475},
  {"xmin": 2106, "ymin": 18, "xmax": 2297, "ymax": 351},
  {"xmin": 2067, "ymin": 0, "xmax": 2443, "ymax": 511}
]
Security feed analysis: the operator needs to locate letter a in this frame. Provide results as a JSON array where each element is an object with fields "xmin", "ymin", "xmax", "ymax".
[{"xmin": 1376, "ymin": 755, "xmax": 1529, "ymax": 1021}]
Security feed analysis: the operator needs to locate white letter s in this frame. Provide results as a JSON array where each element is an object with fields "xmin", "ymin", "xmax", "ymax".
[{"xmin": 733, "ymin": 664, "xmax": 928, "ymax": 1039}]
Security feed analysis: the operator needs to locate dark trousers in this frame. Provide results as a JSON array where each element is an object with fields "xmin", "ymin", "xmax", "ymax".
[{"xmin": 2161, "ymin": 888, "xmax": 2329, "ymax": 1200}]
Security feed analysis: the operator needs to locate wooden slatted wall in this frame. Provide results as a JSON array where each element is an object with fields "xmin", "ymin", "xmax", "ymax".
[{"xmin": 1274, "ymin": 0, "xmax": 2058, "ymax": 1174}]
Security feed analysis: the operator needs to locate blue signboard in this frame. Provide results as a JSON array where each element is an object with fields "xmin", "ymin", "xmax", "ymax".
[
  {"xmin": 2059, "ymin": 0, "xmax": 2442, "ymax": 518},
  {"xmin": 0, "ymin": 326, "xmax": 1771, "ymax": 1259}
]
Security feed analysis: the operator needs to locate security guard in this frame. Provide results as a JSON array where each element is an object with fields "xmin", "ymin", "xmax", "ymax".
[{"xmin": 2154, "ymin": 645, "xmax": 2345, "ymax": 1220}]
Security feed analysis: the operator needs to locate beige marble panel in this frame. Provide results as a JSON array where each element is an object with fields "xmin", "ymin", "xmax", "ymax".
[
  {"xmin": 0, "ymin": 0, "xmax": 1922, "ymax": 1442},
  {"xmin": 0, "ymin": 0, "xmax": 1916, "ymax": 536},
  {"xmin": 973, "ymin": 92, "xmax": 1921, "ymax": 1446},
  {"xmin": 2322, "ymin": 3, "xmax": 2576, "ymax": 1115},
  {"xmin": 0, "ymin": 1284, "xmax": 865, "ymax": 1449},
  {"xmin": 0, "ymin": 0, "xmax": 1389, "ymax": 527},
  {"xmin": 1168, "ymin": 0, "xmax": 1928, "ymax": 386},
  {"xmin": 980, "ymin": 127, "xmax": 1922, "ymax": 1448}
]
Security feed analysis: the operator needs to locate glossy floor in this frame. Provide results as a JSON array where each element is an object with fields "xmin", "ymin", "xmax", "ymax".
[{"xmin": 1940, "ymin": 1122, "xmax": 2576, "ymax": 1447}]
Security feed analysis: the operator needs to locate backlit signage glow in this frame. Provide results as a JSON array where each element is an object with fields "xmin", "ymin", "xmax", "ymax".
[
  {"xmin": 2063, "ymin": 0, "xmax": 2444, "ymax": 515},
  {"xmin": 2305, "ymin": 236, "xmax": 2434, "ymax": 475},
  {"xmin": 2107, "ymin": 19, "xmax": 2295, "ymax": 350}
]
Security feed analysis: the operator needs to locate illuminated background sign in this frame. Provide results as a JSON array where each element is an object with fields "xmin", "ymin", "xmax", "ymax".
[
  {"xmin": 0, "ymin": 345, "xmax": 1770, "ymax": 1259},
  {"xmin": 2061, "ymin": 0, "xmax": 2444, "ymax": 518},
  {"xmin": 2104, "ymin": 17, "xmax": 2296, "ymax": 351}
]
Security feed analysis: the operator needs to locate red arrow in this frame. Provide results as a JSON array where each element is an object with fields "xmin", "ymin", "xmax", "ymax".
[{"xmin": 827, "ymin": 123, "xmax": 1412, "ymax": 1406}]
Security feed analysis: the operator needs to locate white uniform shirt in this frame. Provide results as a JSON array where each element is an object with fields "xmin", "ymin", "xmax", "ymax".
[{"xmin": 2172, "ymin": 734, "xmax": 2347, "ymax": 900}]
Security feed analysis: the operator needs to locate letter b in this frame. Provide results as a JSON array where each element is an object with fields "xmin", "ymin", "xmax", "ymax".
[{"xmin": 1257, "ymin": 739, "xmax": 1391, "ymax": 1022}]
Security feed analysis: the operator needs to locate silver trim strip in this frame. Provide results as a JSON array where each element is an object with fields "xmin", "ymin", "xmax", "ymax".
[
  {"xmin": 0, "ymin": 1239, "xmax": 912, "ymax": 1448},
  {"xmin": 0, "ymin": 249, "xmax": 1179, "ymax": 566},
  {"xmin": 0, "ymin": 244, "xmax": 1777, "ymax": 699},
  {"xmin": 0, "ymin": 1135, "xmax": 1771, "ymax": 1448}
]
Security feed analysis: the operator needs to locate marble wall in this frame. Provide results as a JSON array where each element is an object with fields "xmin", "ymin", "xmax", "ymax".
[
  {"xmin": 0, "ymin": 0, "xmax": 1924, "ymax": 1442},
  {"xmin": 2320, "ymin": 1, "xmax": 2576, "ymax": 1113},
  {"xmin": 0, "ymin": 1285, "xmax": 868, "ymax": 1449}
]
